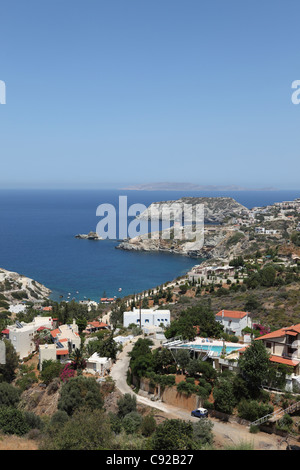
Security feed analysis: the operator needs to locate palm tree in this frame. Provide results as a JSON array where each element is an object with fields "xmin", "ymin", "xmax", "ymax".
[{"xmin": 70, "ymin": 348, "xmax": 87, "ymax": 371}]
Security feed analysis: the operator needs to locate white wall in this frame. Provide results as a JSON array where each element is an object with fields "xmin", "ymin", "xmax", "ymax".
[
  {"xmin": 0, "ymin": 341, "xmax": 5, "ymax": 364},
  {"xmin": 123, "ymin": 308, "xmax": 170, "ymax": 328}
]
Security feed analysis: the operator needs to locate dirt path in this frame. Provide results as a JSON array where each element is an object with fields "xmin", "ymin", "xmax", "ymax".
[{"xmin": 110, "ymin": 337, "xmax": 296, "ymax": 450}]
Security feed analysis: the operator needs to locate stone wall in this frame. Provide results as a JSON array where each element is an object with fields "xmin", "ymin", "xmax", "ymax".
[{"xmin": 136, "ymin": 376, "xmax": 201, "ymax": 412}]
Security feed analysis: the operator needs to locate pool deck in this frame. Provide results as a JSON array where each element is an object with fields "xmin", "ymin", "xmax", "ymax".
[
  {"xmin": 177, "ymin": 337, "xmax": 246, "ymax": 358},
  {"xmin": 188, "ymin": 337, "xmax": 244, "ymax": 348}
]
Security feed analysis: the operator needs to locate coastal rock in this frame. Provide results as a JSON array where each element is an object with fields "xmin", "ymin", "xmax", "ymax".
[
  {"xmin": 116, "ymin": 225, "xmax": 237, "ymax": 259},
  {"xmin": 116, "ymin": 197, "xmax": 252, "ymax": 260},
  {"xmin": 75, "ymin": 231, "xmax": 103, "ymax": 240},
  {"xmin": 0, "ymin": 268, "xmax": 51, "ymax": 303}
]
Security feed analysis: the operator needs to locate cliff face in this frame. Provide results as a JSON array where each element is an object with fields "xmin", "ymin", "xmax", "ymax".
[
  {"xmin": 116, "ymin": 225, "xmax": 248, "ymax": 260},
  {"xmin": 117, "ymin": 197, "xmax": 251, "ymax": 260},
  {"xmin": 0, "ymin": 268, "xmax": 51, "ymax": 303},
  {"xmin": 136, "ymin": 197, "xmax": 249, "ymax": 224}
]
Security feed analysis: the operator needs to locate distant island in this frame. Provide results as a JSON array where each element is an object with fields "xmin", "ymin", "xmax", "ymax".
[{"xmin": 120, "ymin": 182, "xmax": 277, "ymax": 191}]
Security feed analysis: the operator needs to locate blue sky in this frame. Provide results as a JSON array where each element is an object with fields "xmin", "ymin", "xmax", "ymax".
[{"xmin": 1, "ymin": 0, "xmax": 300, "ymax": 189}]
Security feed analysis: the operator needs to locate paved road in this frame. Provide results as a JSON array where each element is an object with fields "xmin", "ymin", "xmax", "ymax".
[{"xmin": 110, "ymin": 337, "xmax": 295, "ymax": 450}]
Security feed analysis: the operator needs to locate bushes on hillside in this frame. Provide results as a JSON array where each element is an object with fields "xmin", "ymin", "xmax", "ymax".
[{"xmin": 57, "ymin": 376, "xmax": 103, "ymax": 416}]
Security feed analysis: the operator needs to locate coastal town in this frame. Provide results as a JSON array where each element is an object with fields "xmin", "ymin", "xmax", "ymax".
[{"xmin": 0, "ymin": 197, "xmax": 300, "ymax": 450}]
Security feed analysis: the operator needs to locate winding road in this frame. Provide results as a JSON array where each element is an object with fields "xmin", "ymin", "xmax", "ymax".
[{"xmin": 110, "ymin": 336, "xmax": 296, "ymax": 450}]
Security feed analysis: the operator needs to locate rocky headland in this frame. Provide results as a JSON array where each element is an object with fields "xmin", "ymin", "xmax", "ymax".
[
  {"xmin": 0, "ymin": 268, "xmax": 51, "ymax": 304},
  {"xmin": 116, "ymin": 196, "xmax": 288, "ymax": 261},
  {"xmin": 135, "ymin": 196, "xmax": 249, "ymax": 224}
]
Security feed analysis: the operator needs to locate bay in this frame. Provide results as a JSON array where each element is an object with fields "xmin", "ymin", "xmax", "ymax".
[{"xmin": 0, "ymin": 188, "xmax": 299, "ymax": 302}]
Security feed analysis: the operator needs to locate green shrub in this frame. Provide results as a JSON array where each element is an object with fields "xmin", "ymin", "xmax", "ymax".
[
  {"xmin": 58, "ymin": 376, "xmax": 104, "ymax": 416},
  {"xmin": 177, "ymin": 380, "xmax": 198, "ymax": 396},
  {"xmin": 24, "ymin": 411, "xmax": 44, "ymax": 430},
  {"xmin": 108, "ymin": 412, "xmax": 122, "ymax": 434},
  {"xmin": 140, "ymin": 414, "xmax": 156, "ymax": 437},
  {"xmin": 122, "ymin": 411, "xmax": 142, "ymax": 434},
  {"xmin": 0, "ymin": 407, "xmax": 30, "ymax": 435},
  {"xmin": 41, "ymin": 409, "xmax": 112, "ymax": 450},
  {"xmin": 117, "ymin": 393, "xmax": 137, "ymax": 418},
  {"xmin": 277, "ymin": 413, "xmax": 293, "ymax": 432},
  {"xmin": 49, "ymin": 410, "xmax": 69, "ymax": 428},
  {"xmin": 0, "ymin": 382, "xmax": 21, "ymax": 407},
  {"xmin": 249, "ymin": 424, "xmax": 260, "ymax": 433},
  {"xmin": 16, "ymin": 371, "xmax": 38, "ymax": 392},
  {"xmin": 151, "ymin": 419, "xmax": 194, "ymax": 450},
  {"xmin": 40, "ymin": 360, "xmax": 63, "ymax": 385},
  {"xmin": 237, "ymin": 399, "xmax": 273, "ymax": 422}
]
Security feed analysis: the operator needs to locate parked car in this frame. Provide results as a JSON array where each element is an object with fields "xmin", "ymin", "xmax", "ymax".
[{"xmin": 191, "ymin": 407, "xmax": 208, "ymax": 418}]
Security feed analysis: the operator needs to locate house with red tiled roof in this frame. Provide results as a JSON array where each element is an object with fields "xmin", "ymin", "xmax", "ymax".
[
  {"xmin": 255, "ymin": 323, "xmax": 300, "ymax": 378},
  {"xmin": 215, "ymin": 310, "xmax": 252, "ymax": 337},
  {"xmin": 39, "ymin": 319, "xmax": 81, "ymax": 370},
  {"xmin": 84, "ymin": 321, "xmax": 109, "ymax": 334}
]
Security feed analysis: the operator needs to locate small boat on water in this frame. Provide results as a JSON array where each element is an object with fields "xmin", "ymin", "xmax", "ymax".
[{"xmin": 118, "ymin": 288, "xmax": 122, "ymax": 292}]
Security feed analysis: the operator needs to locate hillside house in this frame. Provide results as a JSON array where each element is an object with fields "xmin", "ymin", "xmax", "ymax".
[
  {"xmin": 123, "ymin": 307, "xmax": 170, "ymax": 328},
  {"xmin": 85, "ymin": 353, "xmax": 112, "ymax": 376},
  {"xmin": 2, "ymin": 317, "xmax": 53, "ymax": 359},
  {"xmin": 215, "ymin": 310, "xmax": 252, "ymax": 337},
  {"xmin": 256, "ymin": 324, "xmax": 300, "ymax": 376},
  {"xmin": 39, "ymin": 319, "xmax": 81, "ymax": 370}
]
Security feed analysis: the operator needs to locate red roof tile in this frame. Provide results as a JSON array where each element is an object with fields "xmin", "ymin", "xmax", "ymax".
[
  {"xmin": 269, "ymin": 355, "xmax": 299, "ymax": 367},
  {"xmin": 216, "ymin": 310, "xmax": 248, "ymax": 319},
  {"xmin": 50, "ymin": 328, "xmax": 60, "ymax": 338},
  {"xmin": 255, "ymin": 324, "xmax": 300, "ymax": 341},
  {"xmin": 56, "ymin": 349, "xmax": 69, "ymax": 356}
]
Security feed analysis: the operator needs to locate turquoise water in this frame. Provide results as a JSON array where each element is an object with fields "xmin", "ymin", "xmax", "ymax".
[
  {"xmin": 0, "ymin": 189, "xmax": 299, "ymax": 302},
  {"xmin": 180, "ymin": 344, "xmax": 243, "ymax": 354}
]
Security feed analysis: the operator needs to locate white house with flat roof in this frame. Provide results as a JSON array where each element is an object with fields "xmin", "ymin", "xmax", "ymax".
[
  {"xmin": 85, "ymin": 353, "xmax": 112, "ymax": 376},
  {"xmin": 2, "ymin": 317, "xmax": 53, "ymax": 360},
  {"xmin": 123, "ymin": 308, "xmax": 170, "ymax": 328}
]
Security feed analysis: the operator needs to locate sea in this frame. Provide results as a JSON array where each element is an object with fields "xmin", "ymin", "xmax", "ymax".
[{"xmin": 0, "ymin": 189, "xmax": 299, "ymax": 303}]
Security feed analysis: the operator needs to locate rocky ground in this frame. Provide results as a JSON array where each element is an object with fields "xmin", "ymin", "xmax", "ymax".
[{"xmin": 0, "ymin": 267, "xmax": 51, "ymax": 304}]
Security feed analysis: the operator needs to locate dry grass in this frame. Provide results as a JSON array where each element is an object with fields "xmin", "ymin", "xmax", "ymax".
[{"xmin": 0, "ymin": 433, "xmax": 39, "ymax": 450}]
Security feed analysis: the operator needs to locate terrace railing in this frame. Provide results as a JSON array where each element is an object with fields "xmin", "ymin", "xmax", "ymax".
[{"xmin": 250, "ymin": 400, "xmax": 300, "ymax": 427}]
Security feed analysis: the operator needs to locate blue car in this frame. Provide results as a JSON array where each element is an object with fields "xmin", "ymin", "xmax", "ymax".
[{"xmin": 191, "ymin": 408, "xmax": 208, "ymax": 418}]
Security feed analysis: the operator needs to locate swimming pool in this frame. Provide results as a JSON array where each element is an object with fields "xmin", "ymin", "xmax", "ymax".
[{"xmin": 178, "ymin": 343, "xmax": 243, "ymax": 355}]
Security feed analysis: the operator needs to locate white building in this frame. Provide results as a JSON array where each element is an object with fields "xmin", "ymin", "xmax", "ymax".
[
  {"xmin": 0, "ymin": 341, "xmax": 5, "ymax": 364},
  {"xmin": 215, "ymin": 310, "xmax": 252, "ymax": 337},
  {"xmin": 85, "ymin": 353, "xmax": 112, "ymax": 376},
  {"xmin": 113, "ymin": 335, "xmax": 134, "ymax": 345},
  {"xmin": 123, "ymin": 308, "xmax": 170, "ymax": 328},
  {"xmin": 38, "ymin": 344, "xmax": 57, "ymax": 370},
  {"xmin": 3, "ymin": 317, "xmax": 53, "ymax": 359}
]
